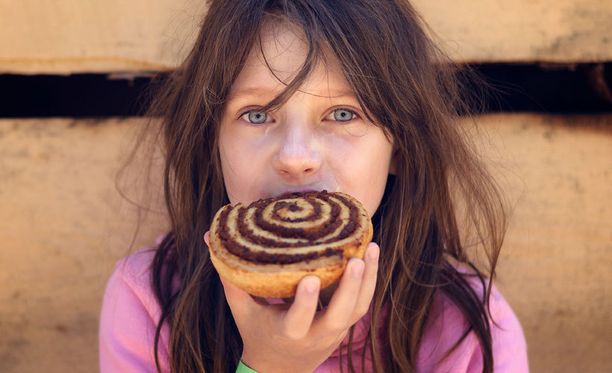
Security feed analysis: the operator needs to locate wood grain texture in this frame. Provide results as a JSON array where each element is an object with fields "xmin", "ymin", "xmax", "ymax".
[
  {"xmin": 0, "ymin": 118, "xmax": 168, "ymax": 373},
  {"xmin": 1, "ymin": 0, "xmax": 611, "ymax": 73},
  {"xmin": 472, "ymin": 114, "xmax": 612, "ymax": 372},
  {"xmin": 0, "ymin": 115, "xmax": 610, "ymax": 372},
  {"xmin": 0, "ymin": 0, "xmax": 205, "ymax": 74}
]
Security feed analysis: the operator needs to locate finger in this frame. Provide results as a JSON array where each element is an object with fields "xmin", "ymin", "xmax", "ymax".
[
  {"xmin": 320, "ymin": 257, "xmax": 364, "ymax": 331},
  {"xmin": 349, "ymin": 243, "xmax": 379, "ymax": 324},
  {"xmin": 281, "ymin": 275, "xmax": 320, "ymax": 339}
]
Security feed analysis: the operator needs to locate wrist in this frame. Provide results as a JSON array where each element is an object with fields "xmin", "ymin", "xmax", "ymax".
[
  {"xmin": 236, "ymin": 359, "xmax": 258, "ymax": 373},
  {"xmin": 239, "ymin": 355, "xmax": 311, "ymax": 373}
]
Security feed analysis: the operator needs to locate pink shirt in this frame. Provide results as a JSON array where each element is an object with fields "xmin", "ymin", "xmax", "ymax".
[{"xmin": 99, "ymin": 245, "xmax": 528, "ymax": 372}]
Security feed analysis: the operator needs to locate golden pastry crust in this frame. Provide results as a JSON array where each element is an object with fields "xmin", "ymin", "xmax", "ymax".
[{"xmin": 208, "ymin": 191, "xmax": 373, "ymax": 297}]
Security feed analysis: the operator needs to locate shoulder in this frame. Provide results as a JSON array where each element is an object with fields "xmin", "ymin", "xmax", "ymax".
[
  {"xmin": 416, "ymin": 269, "xmax": 529, "ymax": 372},
  {"xmin": 110, "ymin": 248, "xmax": 158, "ymax": 300},
  {"xmin": 99, "ymin": 248, "xmax": 161, "ymax": 327},
  {"xmin": 99, "ymin": 241, "xmax": 171, "ymax": 372},
  {"xmin": 102, "ymin": 233, "xmax": 171, "ymax": 316}
]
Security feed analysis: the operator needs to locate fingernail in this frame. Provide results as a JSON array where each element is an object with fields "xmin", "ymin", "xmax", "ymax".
[
  {"xmin": 351, "ymin": 260, "xmax": 365, "ymax": 279},
  {"xmin": 303, "ymin": 277, "xmax": 319, "ymax": 294},
  {"xmin": 367, "ymin": 244, "xmax": 379, "ymax": 261}
]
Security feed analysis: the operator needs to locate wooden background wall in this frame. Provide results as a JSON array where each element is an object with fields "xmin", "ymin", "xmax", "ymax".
[{"xmin": 1, "ymin": 1, "xmax": 611, "ymax": 372}]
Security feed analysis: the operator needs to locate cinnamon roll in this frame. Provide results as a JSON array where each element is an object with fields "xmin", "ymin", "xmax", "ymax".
[{"xmin": 208, "ymin": 190, "xmax": 373, "ymax": 297}]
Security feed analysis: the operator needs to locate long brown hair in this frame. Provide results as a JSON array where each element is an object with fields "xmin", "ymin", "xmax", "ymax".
[{"xmin": 122, "ymin": 0, "xmax": 507, "ymax": 371}]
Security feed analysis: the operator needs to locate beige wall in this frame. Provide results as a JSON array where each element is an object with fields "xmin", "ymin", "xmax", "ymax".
[
  {"xmin": 1, "ymin": 116, "xmax": 610, "ymax": 372},
  {"xmin": 479, "ymin": 115, "xmax": 612, "ymax": 372},
  {"xmin": 0, "ymin": 119, "xmax": 168, "ymax": 372},
  {"xmin": 1, "ymin": 0, "xmax": 611, "ymax": 73}
]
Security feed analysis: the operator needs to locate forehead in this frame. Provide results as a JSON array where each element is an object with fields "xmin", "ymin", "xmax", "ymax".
[{"xmin": 229, "ymin": 19, "xmax": 354, "ymax": 100}]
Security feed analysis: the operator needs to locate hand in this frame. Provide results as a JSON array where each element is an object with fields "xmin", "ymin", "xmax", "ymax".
[{"xmin": 203, "ymin": 231, "xmax": 380, "ymax": 373}]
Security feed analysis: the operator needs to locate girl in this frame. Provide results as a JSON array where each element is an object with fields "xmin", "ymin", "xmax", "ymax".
[{"xmin": 100, "ymin": 1, "xmax": 528, "ymax": 372}]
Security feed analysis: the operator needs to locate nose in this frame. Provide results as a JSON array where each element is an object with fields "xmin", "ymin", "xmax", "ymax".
[{"xmin": 273, "ymin": 124, "xmax": 322, "ymax": 181}]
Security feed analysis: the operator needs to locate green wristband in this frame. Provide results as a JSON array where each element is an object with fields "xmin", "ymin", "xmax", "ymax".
[{"xmin": 236, "ymin": 360, "xmax": 258, "ymax": 373}]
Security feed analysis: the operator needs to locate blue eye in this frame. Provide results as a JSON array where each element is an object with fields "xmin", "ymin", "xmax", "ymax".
[
  {"xmin": 241, "ymin": 109, "xmax": 269, "ymax": 124},
  {"xmin": 331, "ymin": 108, "xmax": 356, "ymax": 122}
]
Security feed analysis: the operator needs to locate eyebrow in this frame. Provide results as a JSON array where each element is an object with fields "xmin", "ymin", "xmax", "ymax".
[{"xmin": 228, "ymin": 86, "xmax": 357, "ymax": 101}]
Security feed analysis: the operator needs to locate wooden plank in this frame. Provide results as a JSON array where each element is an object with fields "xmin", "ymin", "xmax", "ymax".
[
  {"xmin": 0, "ymin": 0, "xmax": 205, "ymax": 74},
  {"xmin": 417, "ymin": 0, "xmax": 612, "ymax": 63},
  {"xmin": 0, "ymin": 119, "xmax": 168, "ymax": 373},
  {"xmin": 0, "ymin": 0, "xmax": 610, "ymax": 74},
  {"xmin": 473, "ymin": 114, "xmax": 612, "ymax": 373},
  {"xmin": 0, "ymin": 115, "xmax": 610, "ymax": 372}
]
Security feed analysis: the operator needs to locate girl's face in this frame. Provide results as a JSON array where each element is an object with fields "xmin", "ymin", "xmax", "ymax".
[{"xmin": 219, "ymin": 21, "xmax": 395, "ymax": 217}]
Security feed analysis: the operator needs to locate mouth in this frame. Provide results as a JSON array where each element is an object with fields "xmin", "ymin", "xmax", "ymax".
[
  {"xmin": 263, "ymin": 181, "xmax": 340, "ymax": 200},
  {"xmin": 266, "ymin": 187, "xmax": 328, "ymax": 200},
  {"xmin": 282, "ymin": 188, "xmax": 319, "ymax": 194},
  {"xmin": 274, "ymin": 188, "xmax": 321, "ymax": 199}
]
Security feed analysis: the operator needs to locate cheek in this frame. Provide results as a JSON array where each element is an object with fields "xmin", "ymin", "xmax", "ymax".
[
  {"xmin": 326, "ymin": 135, "xmax": 393, "ymax": 217},
  {"xmin": 219, "ymin": 131, "xmax": 261, "ymax": 202},
  {"xmin": 353, "ymin": 162, "xmax": 391, "ymax": 217}
]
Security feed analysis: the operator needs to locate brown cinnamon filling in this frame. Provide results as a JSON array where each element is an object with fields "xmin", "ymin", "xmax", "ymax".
[
  {"xmin": 255, "ymin": 193, "xmax": 342, "ymax": 240},
  {"xmin": 216, "ymin": 191, "xmax": 362, "ymax": 264},
  {"xmin": 271, "ymin": 200, "xmax": 320, "ymax": 222}
]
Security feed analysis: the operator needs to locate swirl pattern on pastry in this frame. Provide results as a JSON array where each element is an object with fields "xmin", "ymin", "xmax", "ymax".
[{"xmin": 212, "ymin": 190, "xmax": 369, "ymax": 264}]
